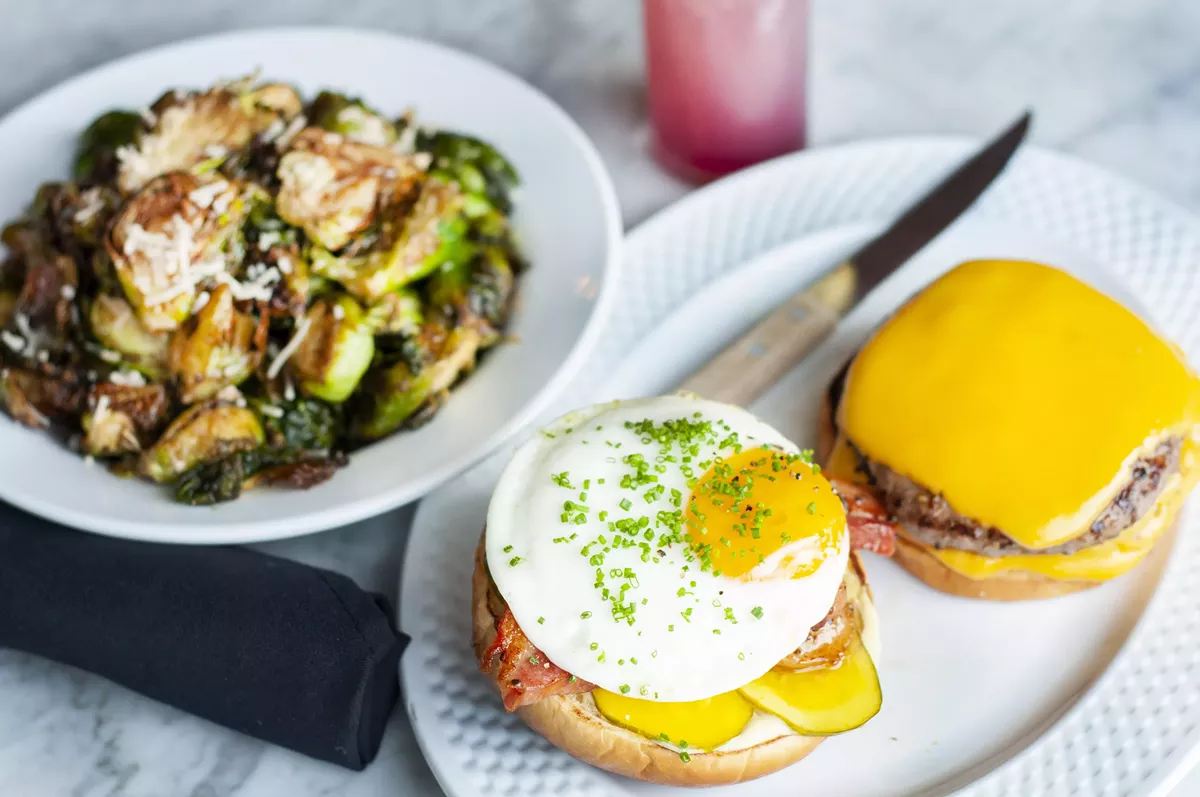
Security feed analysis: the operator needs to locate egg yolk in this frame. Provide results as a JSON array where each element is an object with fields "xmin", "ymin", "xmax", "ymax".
[{"xmin": 685, "ymin": 448, "xmax": 846, "ymax": 579}]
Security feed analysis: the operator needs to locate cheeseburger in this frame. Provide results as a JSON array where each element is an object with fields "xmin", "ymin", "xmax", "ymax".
[{"xmin": 822, "ymin": 259, "xmax": 1200, "ymax": 600}]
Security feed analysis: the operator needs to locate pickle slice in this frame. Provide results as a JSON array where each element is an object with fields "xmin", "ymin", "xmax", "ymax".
[
  {"xmin": 592, "ymin": 688, "xmax": 754, "ymax": 751},
  {"xmin": 738, "ymin": 631, "xmax": 882, "ymax": 735}
]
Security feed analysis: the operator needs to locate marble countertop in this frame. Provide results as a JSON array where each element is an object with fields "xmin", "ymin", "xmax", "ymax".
[{"xmin": 4, "ymin": 0, "xmax": 1200, "ymax": 794}]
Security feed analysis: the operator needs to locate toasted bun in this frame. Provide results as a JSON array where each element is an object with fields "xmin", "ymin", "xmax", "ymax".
[
  {"xmin": 471, "ymin": 536, "xmax": 870, "ymax": 786},
  {"xmin": 889, "ymin": 532, "xmax": 1098, "ymax": 600},
  {"xmin": 818, "ymin": 394, "xmax": 1099, "ymax": 601}
]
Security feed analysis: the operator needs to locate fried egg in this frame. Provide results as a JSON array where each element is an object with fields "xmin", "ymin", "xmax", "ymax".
[{"xmin": 487, "ymin": 395, "xmax": 849, "ymax": 702}]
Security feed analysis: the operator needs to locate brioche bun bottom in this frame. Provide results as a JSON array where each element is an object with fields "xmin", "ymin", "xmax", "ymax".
[
  {"xmin": 817, "ymin": 395, "xmax": 1103, "ymax": 601},
  {"xmin": 472, "ymin": 536, "xmax": 879, "ymax": 786}
]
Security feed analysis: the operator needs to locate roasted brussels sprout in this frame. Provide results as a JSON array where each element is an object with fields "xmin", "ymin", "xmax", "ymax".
[
  {"xmin": 365, "ymin": 287, "xmax": 423, "ymax": 335},
  {"xmin": 309, "ymin": 178, "xmax": 467, "ymax": 302},
  {"xmin": 425, "ymin": 245, "xmax": 515, "ymax": 343},
  {"xmin": 0, "ymin": 368, "xmax": 83, "ymax": 428},
  {"xmin": 75, "ymin": 111, "xmax": 144, "ymax": 185},
  {"xmin": 139, "ymin": 402, "xmax": 264, "ymax": 482},
  {"xmin": 309, "ymin": 91, "xmax": 397, "ymax": 147},
  {"xmin": 353, "ymin": 324, "xmax": 482, "ymax": 440},
  {"xmin": 117, "ymin": 79, "xmax": 301, "ymax": 194},
  {"xmin": 247, "ymin": 83, "xmax": 303, "ymax": 120},
  {"xmin": 80, "ymin": 383, "xmax": 170, "ymax": 457},
  {"xmin": 419, "ymin": 130, "xmax": 519, "ymax": 213},
  {"xmin": 275, "ymin": 128, "xmax": 424, "ymax": 251},
  {"xmin": 82, "ymin": 403, "xmax": 140, "ymax": 457},
  {"xmin": 288, "ymin": 294, "xmax": 374, "ymax": 403},
  {"xmin": 106, "ymin": 173, "xmax": 246, "ymax": 332},
  {"xmin": 167, "ymin": 284, "xmax": 260, "ymax": 404},
  {"xmin": 88, "ymin": 295, "xmax": 170, "ymax": 378}
]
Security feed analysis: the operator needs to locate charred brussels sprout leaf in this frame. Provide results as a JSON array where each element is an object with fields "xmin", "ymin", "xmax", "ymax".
[
  {"xmin": 256, "ymin": 397, "xmax": 341, "ymax": 451},
  {"xmin": 75, "ymin": 111, "xmax": 143, "ymax": 184},
  {"xmin": 175, "ymin": 455, "xmax": 246, "ymax": 505},
  {"xmin": 467, "ymin": 246, "xmax": 515, "ymax": 333}
]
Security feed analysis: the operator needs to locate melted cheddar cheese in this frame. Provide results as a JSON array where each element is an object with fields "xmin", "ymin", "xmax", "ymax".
[
  {"xmin": 929, "ymin": 441, "xmax": 1197, "ymax": 581},
  {"xmin": 841, "ymin": 260, "xmax": 1200, "ymax": 551}
]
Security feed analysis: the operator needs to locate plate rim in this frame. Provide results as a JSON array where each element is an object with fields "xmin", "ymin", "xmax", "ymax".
[
  {"xmin": 402, "ymin": 134, "xmax": 1200, "ymax": 797},
  {"xmin": 0, "ymin": 26, "xmax": 624, "ymax": 544}
]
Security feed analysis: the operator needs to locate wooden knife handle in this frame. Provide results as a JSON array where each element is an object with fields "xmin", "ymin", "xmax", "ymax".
[{"xmin": 677, "ymin": 262, "xmax": 857, "ymax": 405}]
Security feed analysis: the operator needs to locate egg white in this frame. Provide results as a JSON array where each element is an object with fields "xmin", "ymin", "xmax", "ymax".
[{"xmin": 486, "ymin": 395, "xmax": 849, "ymax": 702}]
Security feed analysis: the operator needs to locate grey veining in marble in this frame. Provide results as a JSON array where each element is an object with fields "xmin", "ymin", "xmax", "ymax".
[{"xmin": 3, "ymin": 0, "xmax": 1200, "ymax": 795}]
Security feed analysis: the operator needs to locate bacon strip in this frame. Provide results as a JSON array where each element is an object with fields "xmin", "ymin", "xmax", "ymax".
[
  {"xmin": 831, "ymin": 477, "xmax": 898, "ymax": 556},
  {"xmin": 481, "ymin": 608, "xmax": 595, "ymax": 711},
  {"xmin": 777, "ymin": 583, "xmax": 856, "ymax": 670}
]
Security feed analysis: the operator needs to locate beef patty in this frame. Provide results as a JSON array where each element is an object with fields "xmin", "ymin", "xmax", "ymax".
[{"xmin": 827, "ymin": 364, "xmax": 1183, "ymax": 557}]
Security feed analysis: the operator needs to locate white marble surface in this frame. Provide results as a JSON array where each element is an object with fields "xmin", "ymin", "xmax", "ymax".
[{"xmin": 3, "ymin": 0, "xmax": 1200, "ymax": 795}]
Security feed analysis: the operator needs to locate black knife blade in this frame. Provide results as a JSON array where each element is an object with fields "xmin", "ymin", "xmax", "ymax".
[
  {"xmin": 678, "ymin": 112, "xmax": 1033, "ymax": 406},
  {"xmin": 846, "ymin": 111, "xmax": 1031, "ymax": 302}
]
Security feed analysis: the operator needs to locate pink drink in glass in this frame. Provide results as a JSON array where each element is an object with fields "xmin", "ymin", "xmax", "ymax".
[{"xmin": 644, "ymin": 0, "xmax": 809, "ymax": 181}]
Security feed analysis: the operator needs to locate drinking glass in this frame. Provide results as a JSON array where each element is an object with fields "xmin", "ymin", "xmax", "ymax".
[{"xmin": 644, "ymin": 0, "xmax": 810, "ymax": 181}]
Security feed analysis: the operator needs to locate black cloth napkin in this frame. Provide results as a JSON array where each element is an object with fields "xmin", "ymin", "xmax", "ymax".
[{"xmin": 0, "ymin": 506, "xmax": 407, "ymax": 770}]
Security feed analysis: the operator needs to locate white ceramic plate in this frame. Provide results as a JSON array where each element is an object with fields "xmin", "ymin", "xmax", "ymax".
[
  {"xmin": 0, "ymin": 28, "xmax": 621, "ymax": 544},
  {"xmin": 401, "ymin": 138, "xmax": 1200, "ymax": 797}
]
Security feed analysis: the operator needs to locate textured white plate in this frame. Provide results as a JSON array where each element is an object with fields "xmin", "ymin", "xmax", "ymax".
[
  {"xmin": 402, "ymin": 138, "xmax": 1200, "ymax": 797},
  {"xmin": 0, "ymin": 28, "xmax": 621, "ymax": 543}
]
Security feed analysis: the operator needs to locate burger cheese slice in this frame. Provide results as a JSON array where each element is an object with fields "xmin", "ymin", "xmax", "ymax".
[{"xmin": 823, "ymin": 259, "xmax": 1200, "ymax": 600}]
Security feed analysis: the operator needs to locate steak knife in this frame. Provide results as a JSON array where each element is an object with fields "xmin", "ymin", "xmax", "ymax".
[{"xmin": 679, "ymin": 112, "xmax": 1032, "ymax": 405}]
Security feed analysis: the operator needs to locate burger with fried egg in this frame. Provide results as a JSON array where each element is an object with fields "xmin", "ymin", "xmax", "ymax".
[{"xmin": 473, "ymin": 396, "xmax": 895, "ymax": 786}]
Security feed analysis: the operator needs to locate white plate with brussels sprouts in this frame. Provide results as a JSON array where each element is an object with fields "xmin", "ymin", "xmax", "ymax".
[{"xmin": 0, "ymin": 28, "xmax": 620, "ymax": 543}]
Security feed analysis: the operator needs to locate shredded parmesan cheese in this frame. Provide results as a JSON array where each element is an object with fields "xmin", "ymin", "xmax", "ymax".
[
  {"xmin": 276, "ymin": 115, "xmax": 307, "ymax": 149},
  {"xmin": 73, "ymin": 188, "xmax": 106, "ymax": 225},
  {"xmin": 267, "ymin": 317, "xmax": 311, "ymax": 380},
  {"xmin": 108, "ymin": 369, "xmax": 147, "ymax": 387},
  {"xmin": 92, "ymin": 395, "xmax": 112, "ymax": 423},
  {"xmin": 0, "ymin": 330, "xmax": 24, "ymax": 353},
  {"xmin": 256, "ymin": 230, "xmax": 282, "ymax": 250},
  {"xmin": 259, "ymin": 404, "xmax": 285, "ymax": 419},
  {"xmin": 216, "ymin": 384, "xmax": 245, "ymax": 405},
  {"xmin": 187, "ymin": 180, "xmax": 229, "ymax": 209}
]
